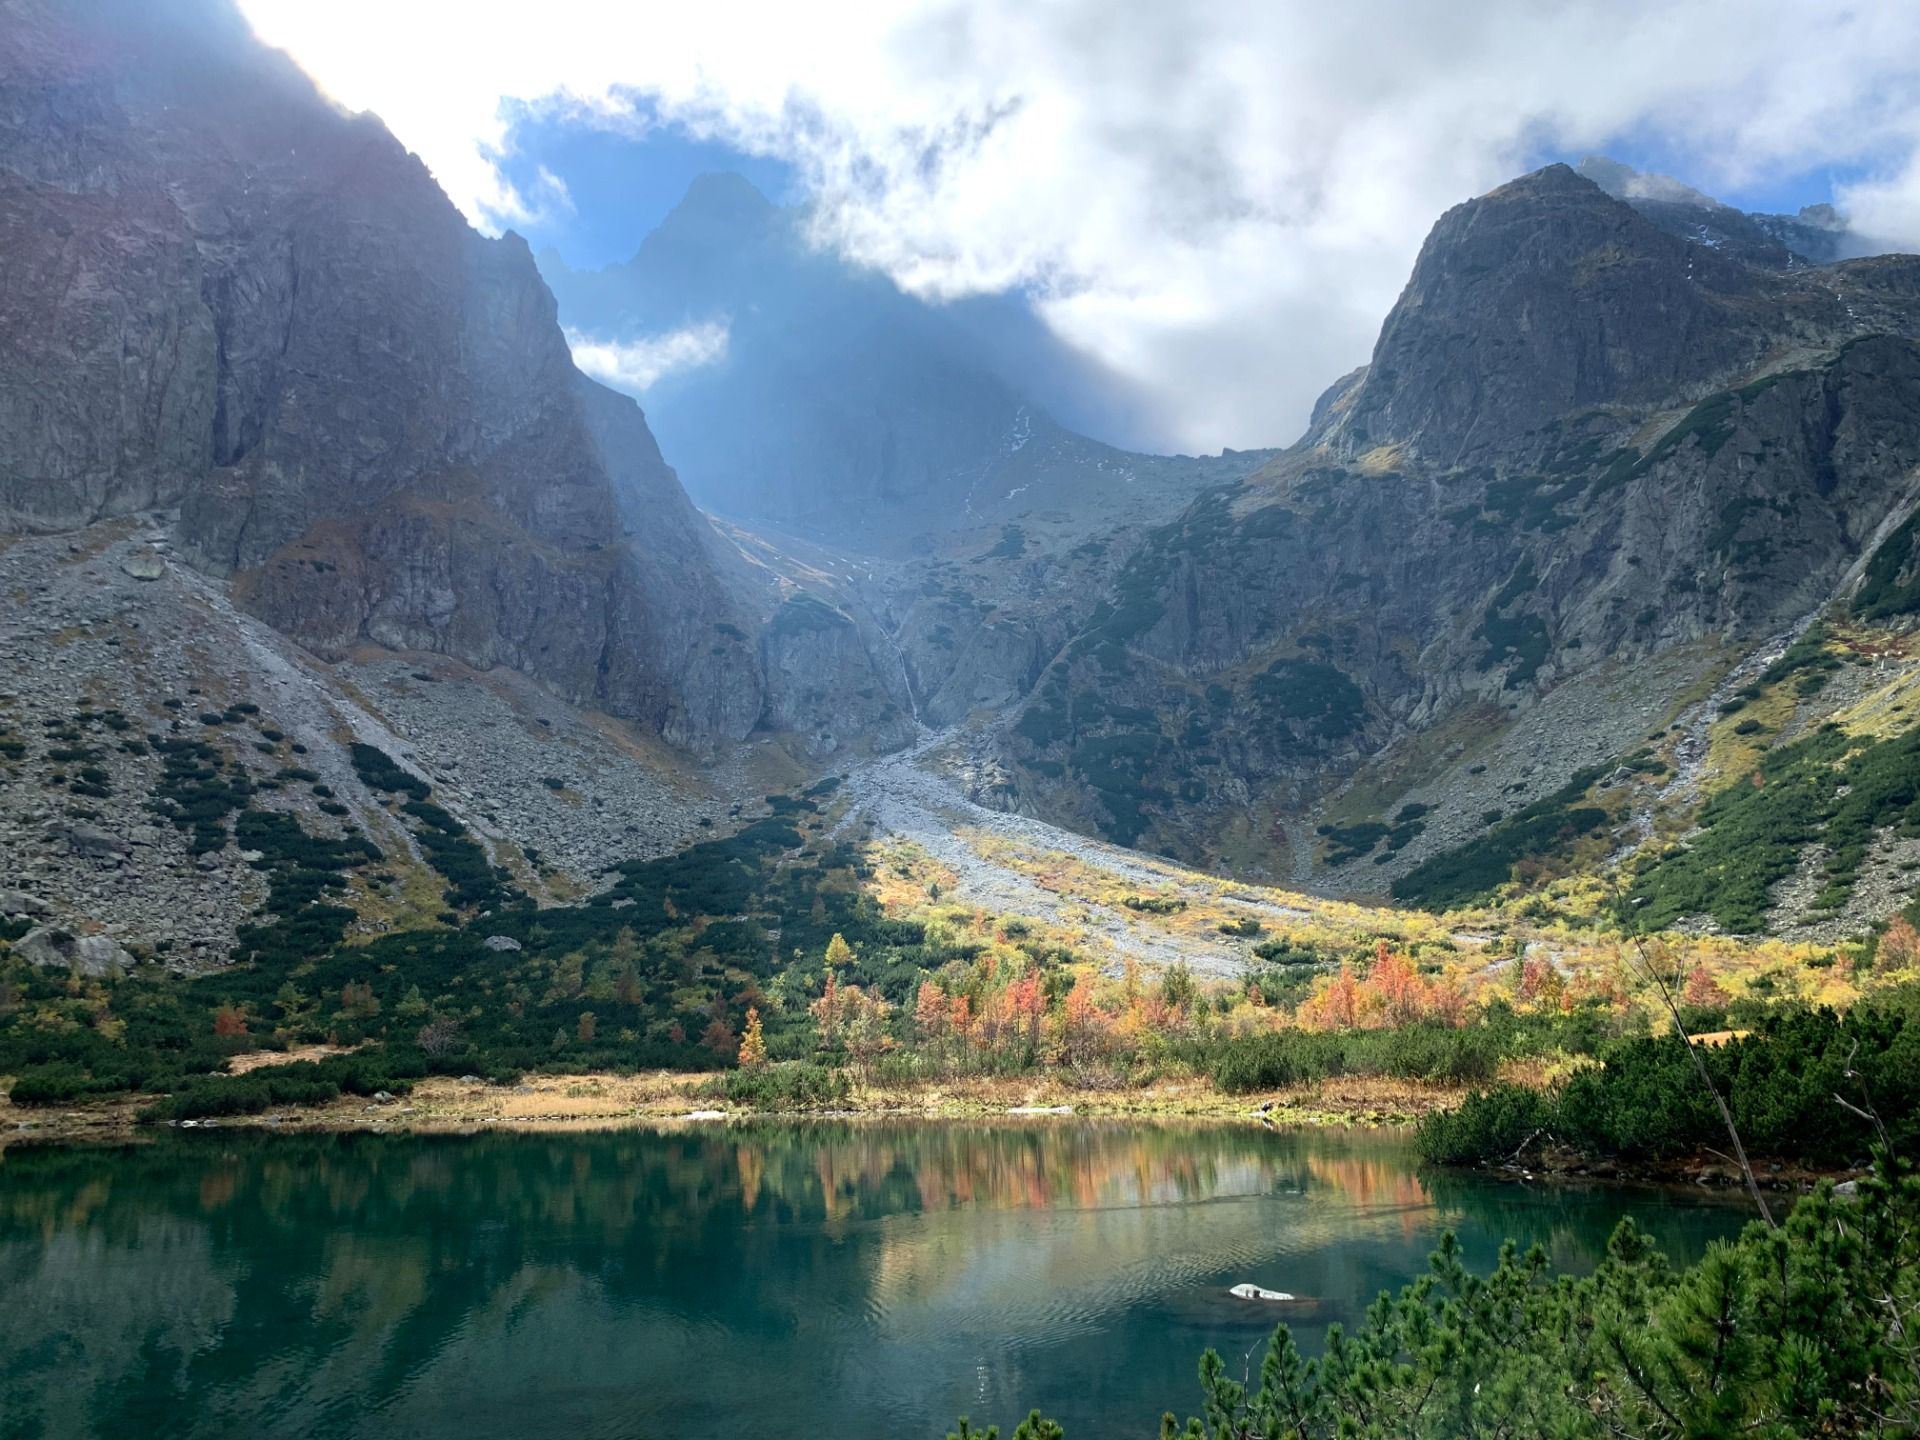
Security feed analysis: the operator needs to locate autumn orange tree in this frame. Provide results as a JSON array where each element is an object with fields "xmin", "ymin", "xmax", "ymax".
[
  {"xmin": 1879, "ymin": 916, "xmax": 1920, "ymax": 973},
  {"xmin": 1057, "ymin": 974, "xmax": 1111, "ymax": 1066},
  {"xmin": 699, "ymin": 1013, "xmax": 738, "ymax": 1061},
  {"xmin": 1683, "ymin": 963, "xmax": 1728, "ymax": 1008},
  {"xmin": 1297, "ymin": 940, "xmax": 1467, "ymax": 1031},
  {"xmin": 738, "ymin": 1006, "xmax": 769, "ymax": 1069}
]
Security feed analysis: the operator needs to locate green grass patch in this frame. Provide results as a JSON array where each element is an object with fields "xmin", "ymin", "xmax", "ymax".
[{"xmin": 1392, "ymin": 766, "xmax": 1609, "ymax": 909}]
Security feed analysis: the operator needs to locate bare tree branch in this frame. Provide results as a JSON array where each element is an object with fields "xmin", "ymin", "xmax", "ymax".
[{"xmin": 1615, "ymin": 890, "xmax": 1775, "ymax": 1228}]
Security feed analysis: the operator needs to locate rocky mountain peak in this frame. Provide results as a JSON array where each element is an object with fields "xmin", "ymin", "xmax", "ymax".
[
  {"xmin": 1316, "ymin": 161, "xmax": 1766, "ymax": 463},
  {"xmin": 665, "ymin": 170, "xmax": 778, "ymax": 229},
  {"xmin": 1574, "ymin": 154, "xmax": 1723, "ymax": 209},
  {"xmin": 542, "ymin": 171, "xmax": 1257, "ymax": 545},
  {"xmin": 619, "ymin": 169, "xmax": 782, "ymax": 285},
  {"xmin": 0, "ymin": 0, "xmax": 783, "ymax": 750}
]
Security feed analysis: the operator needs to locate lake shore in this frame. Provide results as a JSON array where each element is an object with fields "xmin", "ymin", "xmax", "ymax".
[
  {"xmin": 0, "ymin": 1069, "xmax": 1457, "ymax": 1146},
  {"xmin": 0, "ymin": 1075, "xmax": 1860, "ymax": 1198}
]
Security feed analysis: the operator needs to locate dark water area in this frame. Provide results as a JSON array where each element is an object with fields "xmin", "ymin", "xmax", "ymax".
[{"xmin": 0, "ymin": 1122, "xmax": 1750, "ymax": 1439}]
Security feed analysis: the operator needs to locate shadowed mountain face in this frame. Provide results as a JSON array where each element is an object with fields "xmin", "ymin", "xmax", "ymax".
[
  {"xmin": 0, "ymin": 0, "xmax": 764, "ymax": 747},
  {"xmin": 1317, "ymin": 164, "xmax": 1782, "ymax": 465},
  {"xmin": 964, "ymin": 166, "xmax": 1920, "ymax": 882},
  {"xmin": 539, "ymin": 175, "xmax": 1266, "ymax": 549}
]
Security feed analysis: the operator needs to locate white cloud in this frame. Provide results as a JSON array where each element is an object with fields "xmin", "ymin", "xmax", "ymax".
[
  {"xmin": 530, "ymin": 164, "xmax": 575, "ymax": 221},
  {"xmin": 238, "ymin": 0, "xmax": 1920, "ymax": 451},
  {"xmin": 566, "ymin": 322, "xmax": 731, "ymax": 394},
  {"xmin": 1842, "ymin": 157, "xmax": 1920, "ymax": 257}
]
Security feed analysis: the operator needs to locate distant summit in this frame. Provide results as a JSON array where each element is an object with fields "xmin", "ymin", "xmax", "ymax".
[
  {"xmin": 1575, "ymin": 155, "xmax": 1857, "ymax": 265},
  {"xmin": 540, "ymin": 173, "xmax": 1259, "ymax": 546},
  {"xmin": 1574, "ymin": 155, "xmax": 1723, "ymax": 209},
  {"xmin": 671, "ymin": 169, "xmax": 779, "ymax": 222}
]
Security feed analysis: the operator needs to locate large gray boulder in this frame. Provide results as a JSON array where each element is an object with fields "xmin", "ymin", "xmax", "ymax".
[
  {"xmin": 63, "ymin": 822, "xmax": 130, "ymax": 860},
  {"xmin": 13, "ymin": 926, "xmax": 136, "ymax": 977},
  {"xmin": 0, "ymin": 889, "xmax": 50, "ymax": 917},
  {"xmin": 120, "ymin": 550, "xmax": 166, "ymax": 580}
]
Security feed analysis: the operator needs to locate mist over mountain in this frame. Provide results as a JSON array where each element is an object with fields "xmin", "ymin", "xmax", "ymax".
[
  {"xmin": 1576, "ymin": 155, "xmax": 1863, "ymax": 267},
  {"xmin": 538, "ymin": 173, "xmax": 1256, "ymax": 541}
]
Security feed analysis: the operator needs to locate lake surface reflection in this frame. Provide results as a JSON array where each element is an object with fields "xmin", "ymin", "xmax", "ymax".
[{"xmin": 0, "ymin": 1122, "xmax": 1748, "ymax": 1439}]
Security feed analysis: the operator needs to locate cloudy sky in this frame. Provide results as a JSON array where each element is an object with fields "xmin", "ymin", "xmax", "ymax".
[{"xmin": 237, "ymin": 0, "xmax": 1920, "ymax": 453}]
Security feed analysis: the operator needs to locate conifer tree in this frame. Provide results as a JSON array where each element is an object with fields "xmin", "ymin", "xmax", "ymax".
[{"xmin": 738, "ymin": 1006, "xmax": 768, "ymax": 1069}]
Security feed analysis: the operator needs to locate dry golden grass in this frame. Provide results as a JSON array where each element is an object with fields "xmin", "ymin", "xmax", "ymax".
[
  {"xmin": 1830, "ymin": 631, "xmax": 1920, "ymax": 740},
  {"xmin": 227, "ymin": 1043, "xmax": 358, "ymax": 1073},
  {"xmin": 867, "ymin": 839, "xmax": 959, "ymax": 910},
  {"xmin": 0, "ymin": 1067, "xmax": 1471, "ymax": 1144},
  {"xmin": 1703, "ymin": 674, "xmax": 1800, "ymax": 783},
  {"xmin": 1690, "ymin": 1029, "xmax": 1751, "ymax": 1048},
  {"xmin": 0, "ymin": 1088, "xmax": 146, "ymax": 1150}
]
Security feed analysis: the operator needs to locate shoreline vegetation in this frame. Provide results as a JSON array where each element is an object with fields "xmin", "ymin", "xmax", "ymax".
[
  {"xmin": 2, "ymin": 760, "xmax": 1913, "ymax": 1205},
  {"xmin": 3, "ymin": 1005, "xmax": 1911, "ymax": 1210},
  {"xmin": 5, "ymin": 770, "xmax": 1916, "ymax": 1437},
  {"xmin": 0, "ymin": 1051, "xmax": 1888, "ymax": 1199},
  {"xmin": 0, "ymin": 1070, "xmax": 1468, "ymax": 1148},
  {"xmin": 977, "ymin": 1154, "xmax": 1920, "ymax": 1440}
]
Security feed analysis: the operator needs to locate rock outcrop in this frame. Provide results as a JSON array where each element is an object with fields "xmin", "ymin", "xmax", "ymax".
[
  {"xmin": 14, "ymin": 926, "xmax": 137, "ymax": 978},
  {"xmin": 0, "ymin": 0, "xmax": 767, "ymax": 749},
  {"xmin": 975, "ymin": 167, "xmax": 1920, "ymax": 874}
]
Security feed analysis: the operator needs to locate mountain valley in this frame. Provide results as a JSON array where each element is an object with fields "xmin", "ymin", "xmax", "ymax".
[
  {"xmin": 14, "ymin": 9, "xmax": 1920, "ymax": 1439},
  {"xmin": 7, "ymin": 0, "xmax": 1920, "ymax": 1067}
]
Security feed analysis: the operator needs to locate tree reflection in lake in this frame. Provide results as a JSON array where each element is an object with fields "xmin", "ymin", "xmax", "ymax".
[{"xmin": 0, "ymin": 1122, "xmax": 1746, "ymax": 1440}]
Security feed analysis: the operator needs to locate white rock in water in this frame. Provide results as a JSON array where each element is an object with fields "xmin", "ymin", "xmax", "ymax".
[
  {"xmin": 682, "ymin": 1109, "xmax": 727, "ymax": 1121},
  {"xmin": 1229, "ymin": 1284, "xmax": 1295, "ymax": 1302},
  {"xmin": 1006, "ymin": 1104, "xmax": 1073, "ymax": 1115}
]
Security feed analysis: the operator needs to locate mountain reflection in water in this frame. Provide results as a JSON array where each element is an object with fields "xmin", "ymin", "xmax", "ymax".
[{"xmin": 0, "ymin": 1122, "xmax": 1747, "ymax": 1440}]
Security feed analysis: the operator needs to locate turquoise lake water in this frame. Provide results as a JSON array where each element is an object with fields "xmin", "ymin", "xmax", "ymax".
[{"xmin": 0, "ymin": 1122, "xmax": 1751, "ymax": 1439}]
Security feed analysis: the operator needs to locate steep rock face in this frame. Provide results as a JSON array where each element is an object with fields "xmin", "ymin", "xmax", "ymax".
[
  {"xmin": 989, "ymin": 169, "xmax": 1920, "ymax": 870},
  {"xmin": 1323, "ymin": 165, "xmax": 1810, "ymax": 464},
  {"xmin": 758, "ymin": 596, "xmax": 917, "ymax": 758},
  {"xmin": 0, "ymin": 11, "xmax": 220, "ymax": 529},
  {"xmin": 572, "ymin": 375, "xmax": 767, "ymax": 746},
  {"xmin": 0, "ymin": 0, "xmax": 767, "ymax": 748}
]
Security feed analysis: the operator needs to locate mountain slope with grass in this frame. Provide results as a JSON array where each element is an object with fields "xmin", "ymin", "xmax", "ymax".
[
  {"xmin": 924, "ymin": 165, "xmax": 1920, "ymax": 934},
  {"xmin": 9, "ymin": 0, "xmax": 1920, "ymax": 1131}
]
